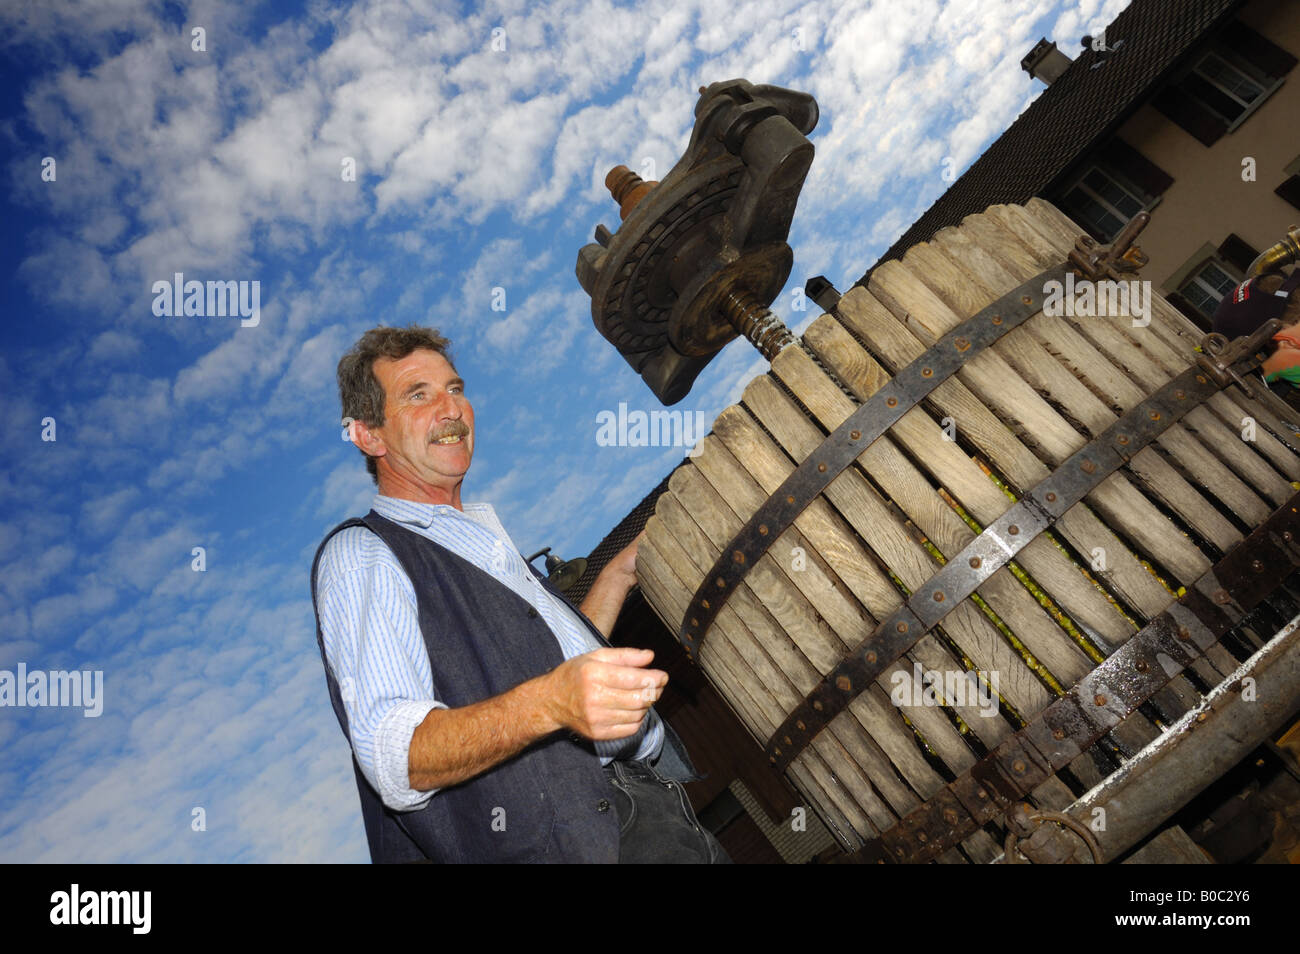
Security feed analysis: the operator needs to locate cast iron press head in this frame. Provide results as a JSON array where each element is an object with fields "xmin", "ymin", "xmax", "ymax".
[{"xmin": 575, "ymin": 79, "xmax": 819, "ymax": 404}]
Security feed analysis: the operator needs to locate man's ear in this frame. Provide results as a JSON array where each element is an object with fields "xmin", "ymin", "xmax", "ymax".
[{"xmin": 351, "ymin": 419, "xmax": 386, "ymax": 460}]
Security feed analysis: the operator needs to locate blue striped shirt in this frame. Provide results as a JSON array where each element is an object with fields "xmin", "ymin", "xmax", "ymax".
[{"xmin": 315, "ymin": 493, "xmax": 663, "ymax": 811}]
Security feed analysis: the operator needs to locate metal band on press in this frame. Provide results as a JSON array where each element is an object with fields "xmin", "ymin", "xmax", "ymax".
[
  {"xmin": 676, "ymin": 264, "xmax": 1069, "ymax": 658},
  {"xmin": 765, "ymin": 362, "xmax": 1228, "ymax": 770}
]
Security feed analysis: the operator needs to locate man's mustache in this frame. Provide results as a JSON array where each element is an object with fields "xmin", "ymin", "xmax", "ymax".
[{"xmin": 429, "ymin": 421, "xmax": 470, "ymax": 443}]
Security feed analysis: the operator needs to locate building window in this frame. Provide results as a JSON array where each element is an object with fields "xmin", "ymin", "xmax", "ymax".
[
  {"xmin": 1179, "ymin": 259, "xmax": 1238, "ymax": 320},
  {"xmin": 1056, "ymin": 139, "xmax": 1172, "ymax": 243},
  {"xmin": 1064, "ymin": 168, "xmax": 1145, "ymax": 241},
  {"xmin": 1185, "ymin": 50, "xmax": 1269, "ymax": 125},
  {"xmin": 1152, "ymin": 20, "xmax": 1296, "ymax": 146}
]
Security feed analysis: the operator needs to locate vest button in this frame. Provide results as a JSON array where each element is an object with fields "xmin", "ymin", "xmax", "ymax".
[
  {"xmin": 596, "ymin": 798, "xmax": 610, "ymax": 813},
  {"xmin": 526, "ymin": 607, "xmax": 539, "ymax": 618}
]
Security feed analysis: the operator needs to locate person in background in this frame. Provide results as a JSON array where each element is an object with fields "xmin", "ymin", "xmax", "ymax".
[{"xmin": 1213, "ymin": 267, "xmax": 1300, "ymax": 390}]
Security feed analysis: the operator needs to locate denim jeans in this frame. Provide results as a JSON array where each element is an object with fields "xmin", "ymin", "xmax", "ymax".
[{"xmin": 604, "ymin": 759, "xmax": 732, "ymax": 864}]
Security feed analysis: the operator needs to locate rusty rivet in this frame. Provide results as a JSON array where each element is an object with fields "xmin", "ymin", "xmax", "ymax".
[
  {"xmin": 796, "ymin": 720, "xmax": 806, "ymax": 731},
  {"xmin": 917, "ymin": 832, "xmax": 928, "ymax": 843},
  {"xmin": 813, "ymin": 700, "xmax": 824, "ymax": 711},
  {"xmin": 943, "ymin": 808, "xmax": 959, "ymax": 825},
  {"xmin": 716, "ymin": 577, "xmax": 726, "ymax": 589},
  {"xmin": 977, "ymin": 788, "xmax": 988, "ymax": 800},
  {"xmin": 1046, "ymin": 492, "xmax": 1057, "ymax": 502},
  {"xmin": 701, "ymin": 599, "xmax": 710, "ymax": 610},
  {"xmin": 1052, "ymin": 727, "xmax": 1065, "ymax": 740},
  {"xmin": 1012, "ymin": 759, "xmax": 1026, "ymax": 773},
  {"xmin": 895, "ymin": 847, "xmax": 906, "ymax": 856},
  {"xmin": 1008, "ymin": 525, "xmax": 1019, "ymax": 535},
  {"xmin": 1094, "ymin": 694, "xmax": 1107, "ymax": 706},
  {"xmin": 817, "ymin": 462, "xmax": 827, "ymax": 473},
  {"xmin": 896, "ymin": 621, "xmax": 908, "ymax": 634},
  {"xmin": 955, "ymin": 337, "xmax": 971, "ymax": 352},
  {"xmin": 1197, "ymin": 712, "xmax": 1208, "ymax": 723},
  {"xmin": 866, "ymin": 651, "xmax": 877, "ymax": 664},
  {"xmin": 1135, "ymin": 659, "xmax": 1149, "ymax": 673},
  {"xmin": 886, "ymin": 397, "xmax": 898, "ymax": 408},
  {"xmin": 835, "ymin": 675, "xmax": 852, "ymax": 692},
  {"xmin": 1214, "ymin": 589, "xmax": 1231, "ymax": 605},
  {"xmin": 1117, "ymin": 434, "xmax": 1129, "ymax": 445},
  {"xmin": 1175, "ymin": 389, "xmax": 1186, "ymax": 400},
  {"xmin": 786, "ymin": 494, "xmax": 796, "ymax": 504},
  {"xmin": 1178, "ymin": 626, "xmax": 1190, "ymax": 641},
  {"xmin": 933, "ymin": 591, "xmax": 945, "ymax": 602},
  {"xmin": 1251, "ymin": 559, "xmax": 1264, "ymax": 572},
  {"xmin": 992, "ymin": 314, "xmax": 1003, "ymax": 325},
  {"xmin": 690, "ymin": 618, "xmax": 699, "ymax": 628},
  {"xmin": 759, "ymin": 524, "xmax": 769, "ymax": 535},
  {"xmin": 1149, "ymin": 410, "xmax": 1161, "ymax": 421},
  {"xmin": 733, "ymin": 550, "xmax": 745, "ymax": 564},
  {"xmin": 1080, "ymin": 458, "xmax": 1096, "ymax": 474},
  {"xmin": 784, "ymin": 735, "xmax": 792, "ymax": 746},
  {"xmin": 1196, "ymin": 374, "xmax": 1208, "ymax": 384},
  {"xmin": 922, "ymin": 367, "xmax": 934, "ymax": 377},
  {"xmin": 969, "ymin": 556, "xmax": 982, "ymax": 568},
  {"xmin": 850, "ymin": 430, "xmax": 861, "ymax": 440},
  {"xmin": 1021, "ymin": 295, "xmax": 1033, "ymax": 305}
]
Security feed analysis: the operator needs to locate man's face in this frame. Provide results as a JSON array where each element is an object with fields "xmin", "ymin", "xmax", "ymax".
[{"xmin": 369, "ymin": 349, "xmax": 474, "ymax": 501}]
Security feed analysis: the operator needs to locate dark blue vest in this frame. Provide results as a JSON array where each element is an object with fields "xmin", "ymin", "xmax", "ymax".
[{"xmin": 310, "ymin": 510, "xmax": 695, "ymax": 863}]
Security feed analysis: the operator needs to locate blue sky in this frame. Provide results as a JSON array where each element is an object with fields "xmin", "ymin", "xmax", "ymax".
[{"xmin": 0, "ymin": 0, "xmax": 1127, "ymax": 862}]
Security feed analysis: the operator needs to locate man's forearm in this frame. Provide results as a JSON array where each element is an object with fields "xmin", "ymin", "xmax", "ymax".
[
  {"xmin": 407, "ymin": 674, "xmax": 558, "ymax": 791},
  {"xmin": 407, "ymin": 646, "xmax": 666, "ymax": 792},
  {"xmin": 579, "ymin": 570, "xmax": 635, "ymax": 637}
]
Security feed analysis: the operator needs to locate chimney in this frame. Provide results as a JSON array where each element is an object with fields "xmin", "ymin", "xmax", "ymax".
[{"xmin": 1021, "ymin": 38, "xmax": 1072, "ymax": 85}]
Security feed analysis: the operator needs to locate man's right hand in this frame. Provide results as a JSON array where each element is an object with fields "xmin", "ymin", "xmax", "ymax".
[
  {"xmin": 542, "ymin": 647, "xmax": 667, "ymax": 741},
  {"xmin": 407, "ymin": 646, "xmax": 667, "ymax": 792}
]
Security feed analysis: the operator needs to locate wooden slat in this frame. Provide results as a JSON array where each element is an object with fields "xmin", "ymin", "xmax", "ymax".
[
  {"xmin": 835, "ymin": 286, "xmax": 1176, "ymax": 620},
  {"xmin": 768, "ymin": 345, "xmax": 1097, "ymax": 691},
  {"xmin": 802, "ymin": 314, "xmax": 1132, "ymax": 648},
  {"xmin": 641, "ymin": 518, "xmax": 896, "ymax": 837},
  {"xmin": 664, "ymin": 462, "xmax": 961, "ymax": 800},
  {"xmin": 652, "ymin": 476, "xmax": 936, "ymax": 825},
  {"xmin": 702, "ymin": 412, "xmax": 1006, "ymax": 765},
  {"xmin": 869, "ymin": 256, "xmax": 1211, "ymax": 584},
  {"xmin": 925, "ymin": 223, "xmax": 1269, "ymax": 537},
  {"xmin": 924, "ymin": 208, "xmax": 1256, "ymax": 688}
]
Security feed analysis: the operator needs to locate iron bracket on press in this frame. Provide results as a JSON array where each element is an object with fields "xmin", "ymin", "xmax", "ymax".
[
  {"xmin": 575, "ymin": 80, "xmax": 819, "ymax": 405},
  {"xmin": 1197, "ymin": 320, "xmax": 1283, "ymax": 399},
  {"xmin": 839, "ymin": 485, "xmax": 1300, "ymax": 864}
]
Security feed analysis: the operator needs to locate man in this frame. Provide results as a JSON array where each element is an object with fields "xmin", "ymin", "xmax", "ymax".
[{"xmin": 311, "ymin": 324, "xmax": 726, "ymax": 863}]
